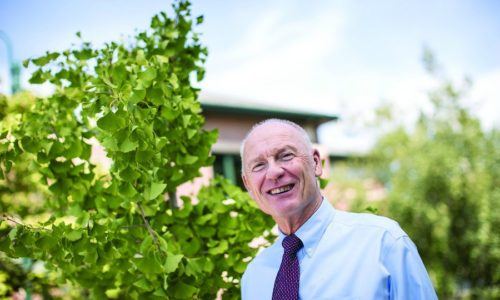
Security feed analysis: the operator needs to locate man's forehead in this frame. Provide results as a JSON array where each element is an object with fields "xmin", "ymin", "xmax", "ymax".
[
  {"xmin": 244, "ymin": 124, "xmax": 307, "ymax": 158},
  {"xmin": 247, "ymin": 121, "xmax": 302, "ymax": 140}
]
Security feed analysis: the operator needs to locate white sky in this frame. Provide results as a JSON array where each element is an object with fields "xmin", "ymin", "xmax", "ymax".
[{"xmin": 1, "ymin": 0, "xmax": 499, "ymax": 154}]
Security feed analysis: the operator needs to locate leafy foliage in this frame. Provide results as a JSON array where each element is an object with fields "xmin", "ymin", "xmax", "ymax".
[
  {"xmin": 0, "ymin": 92, "xmax": 48, "ymax": 218},
  {"xmin": 0, "ymin": 1, "xmax": 274, "ymax": 298},
  {"xmin": 1, "ymin": 177, "xmax": 274, "ymax": 299},
  {"xmin": 369, "ymin": 61, "xmax": 500, "ymax": 297}
]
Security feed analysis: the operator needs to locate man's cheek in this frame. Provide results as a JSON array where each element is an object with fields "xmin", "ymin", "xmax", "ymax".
[{"xmin": 254, "ymin": 195, "xmax": 271, "ymax": 213}]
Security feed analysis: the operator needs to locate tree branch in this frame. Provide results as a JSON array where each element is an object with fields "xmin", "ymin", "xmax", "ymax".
[
  {"xmin": 168, "ymin": 191, "xmax": 178, "ymax": 210},
  {"xmin": 1, "ymin": 214, "xmax": 50, "ymax": 231},
  {"xmin": 1, "ymin": 214, "xmax": 26, "ymax": 226},
  {"xmin": 136, "ymin": 202, "xmax": 163, "ymax": 254}
]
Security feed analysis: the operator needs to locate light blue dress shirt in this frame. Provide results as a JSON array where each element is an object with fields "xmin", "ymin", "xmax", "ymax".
[{"xmin": 241, "ymin": 199, "xmax": 437, "ymax": 299}]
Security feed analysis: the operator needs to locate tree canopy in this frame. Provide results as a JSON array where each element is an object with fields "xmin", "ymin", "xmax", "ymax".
[
  {"xmin": 0, "ymin": 1, "xmax": 274, "ymax": 299},
  {"xmin": 366, "ymin": 54, "xmax": 500, "ymax": 298}
]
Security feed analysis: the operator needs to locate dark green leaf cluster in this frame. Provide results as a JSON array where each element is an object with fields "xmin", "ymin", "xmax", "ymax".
[
  {"xmin": 1, "ymin": 178, "xmax": 274, "ymax": 299},
  {"xmin": 0, "ymin": 1, "xmax": 275, "ymax": 298}
]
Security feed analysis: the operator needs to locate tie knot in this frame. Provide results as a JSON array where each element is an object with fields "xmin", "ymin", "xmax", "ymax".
[{"xmin": 282, "ymin": 234, "xmax": 303, "ymax": 255}]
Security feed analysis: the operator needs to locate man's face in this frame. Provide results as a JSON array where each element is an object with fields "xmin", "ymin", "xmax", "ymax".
[{"xmin": 242, "ymin": 122, "xmax": 322, "ymax": 220}]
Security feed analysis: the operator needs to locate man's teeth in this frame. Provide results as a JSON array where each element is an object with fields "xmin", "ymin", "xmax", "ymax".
[{"xmin": 270, "ymin": 184, "xmax": 293, "ymax": 195}]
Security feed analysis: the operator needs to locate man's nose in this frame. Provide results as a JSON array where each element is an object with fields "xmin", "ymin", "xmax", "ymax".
[{"xmin": 266, "ymin": 160, "xmax": 284, "ymax": 181}]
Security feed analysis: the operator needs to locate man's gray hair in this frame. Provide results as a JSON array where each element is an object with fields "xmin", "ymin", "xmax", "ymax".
[{"xmin": 240, "ymin": 118, "xmax": 313, "ymax": 173}]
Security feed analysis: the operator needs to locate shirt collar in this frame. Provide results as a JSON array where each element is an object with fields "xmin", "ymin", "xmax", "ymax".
[{"xmin": 278, "ymin": 198, "xmax": 335, "ymax": 258}]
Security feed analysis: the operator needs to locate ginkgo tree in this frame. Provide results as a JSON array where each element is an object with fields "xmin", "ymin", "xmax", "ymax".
[{"xmin": 0, "ymin": 1, "xmax": 274, "ymax": 299}]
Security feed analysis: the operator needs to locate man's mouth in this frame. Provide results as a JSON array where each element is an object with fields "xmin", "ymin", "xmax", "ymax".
[{"xmin": 268, "ymin": 184, "xmax": 295, "ymax": 195}]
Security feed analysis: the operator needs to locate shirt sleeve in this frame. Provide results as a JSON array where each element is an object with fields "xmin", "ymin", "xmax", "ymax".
[{"xmin": 382, "ymin": 235, "xmax": 438, "ymax": 300}]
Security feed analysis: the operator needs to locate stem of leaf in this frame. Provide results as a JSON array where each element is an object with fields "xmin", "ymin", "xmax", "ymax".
[{"xmin": 137, "ymin": 202, "xmax": 163, "ymax": 255}]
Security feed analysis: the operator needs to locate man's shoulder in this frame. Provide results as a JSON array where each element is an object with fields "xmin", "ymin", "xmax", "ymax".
[
  {"xmin": 241, "ymin": 240, "xmax": 282, "ymax": 298},
  {"xmin": 243, "ymin": 239, "xmax": 281, "ymax": 277},
  {"xmin": 247, "ymin": 240, "xmax": 280, "ymax": 267},
  {"xmin": 332, "ymin": 209, "xmax": 407, "ymax": 240}
]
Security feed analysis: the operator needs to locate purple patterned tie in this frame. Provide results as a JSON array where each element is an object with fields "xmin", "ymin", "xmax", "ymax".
[{"xmin": 272, "ymin": 233, "xmax": 304, "ymax": 300}]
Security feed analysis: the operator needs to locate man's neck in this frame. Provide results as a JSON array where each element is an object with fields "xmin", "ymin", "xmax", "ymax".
[{"xmin": 275, "ymin": 195, "xmax": 323, "ymax": 235}]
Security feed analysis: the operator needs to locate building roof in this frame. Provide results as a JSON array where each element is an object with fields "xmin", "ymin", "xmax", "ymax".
[{"xmin": 199, "ymin": 92, "xmax": 339, "ymax": 125}]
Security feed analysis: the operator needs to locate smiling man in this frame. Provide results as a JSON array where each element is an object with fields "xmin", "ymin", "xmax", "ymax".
[{"xmin": 240, "ymin": 119, "xmax": 437, "ymax": 300}]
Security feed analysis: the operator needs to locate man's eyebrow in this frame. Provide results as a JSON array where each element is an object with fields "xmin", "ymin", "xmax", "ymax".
[
  {"xmin": 247, "ymin": 156, "xmax": 264, "ymax": 166},
  {"xmin": 277, "ymin": 145, "xmax": 298, "ymax": 153},
  {"xmin": 247, "ymin": 145, "xmax": 298, "ymax": 165}
]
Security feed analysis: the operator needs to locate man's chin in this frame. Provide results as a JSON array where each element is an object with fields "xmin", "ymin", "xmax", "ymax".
[{"xmin": 269, "ymin": 199, "xmax": 302, "ymax": 218}]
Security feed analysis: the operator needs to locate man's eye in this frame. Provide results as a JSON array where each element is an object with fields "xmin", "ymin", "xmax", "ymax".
[
  {"xmin": 252, "ymin": 163, "xmax": 265, "ymax": 172},
  {"xmin": 281, "ymin": 153, "xmax": 294, "ymax": 161}
]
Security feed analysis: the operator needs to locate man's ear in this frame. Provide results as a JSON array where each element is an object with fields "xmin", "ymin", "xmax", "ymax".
[{"xmin": 312, "ymin": 149, "xmax": 323, "ymax": 177}]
